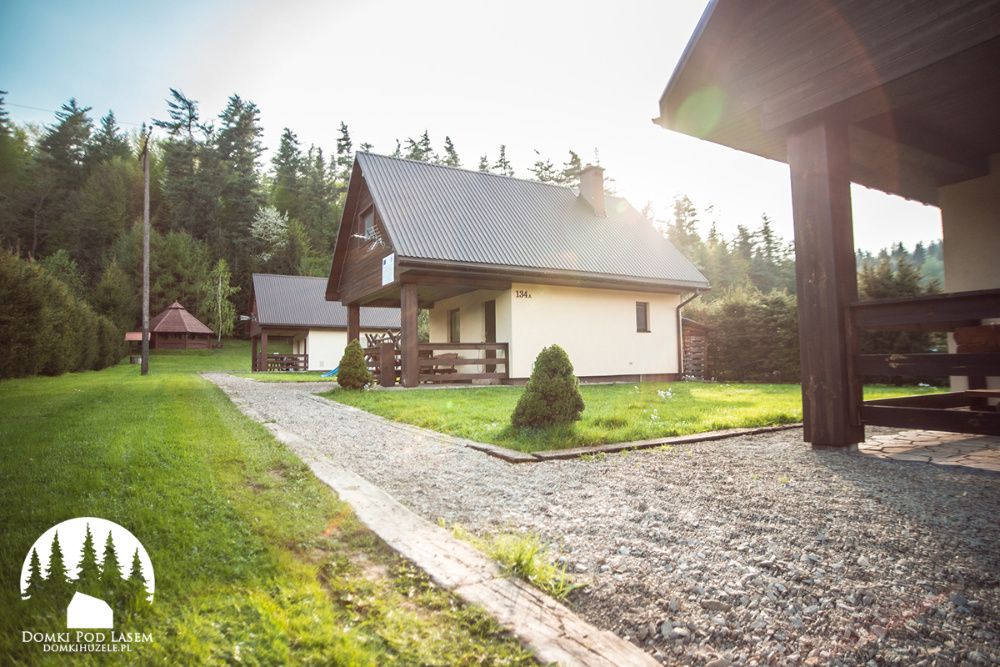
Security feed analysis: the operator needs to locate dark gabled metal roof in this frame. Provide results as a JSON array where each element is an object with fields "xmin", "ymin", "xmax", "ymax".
[
  {"xmin": 356, "ymin": 153, "xmax": 709, "ymax": 289},
  {"xmin": 252, "ymin": 274, "xmax": 400, "ymax": 329}
]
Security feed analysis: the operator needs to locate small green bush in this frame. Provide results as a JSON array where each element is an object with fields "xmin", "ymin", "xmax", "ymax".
[
  {"xmin": 337, "ymin": 339, "xmax": 372, "ymax": 390},
  {"xmin": 511, "ymin": 345, "xmax": 584, "ymax": 428}
]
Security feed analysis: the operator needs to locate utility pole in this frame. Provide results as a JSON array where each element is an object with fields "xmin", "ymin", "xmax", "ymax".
[{"xmin": 140, "ymin": 128, "xmax": 151, "ymax": 376}]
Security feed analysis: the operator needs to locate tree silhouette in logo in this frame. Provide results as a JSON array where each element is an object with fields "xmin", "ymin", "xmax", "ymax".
[{"xmin": 22, "ymin": 524, "xmax": 152, "ymax": 624}]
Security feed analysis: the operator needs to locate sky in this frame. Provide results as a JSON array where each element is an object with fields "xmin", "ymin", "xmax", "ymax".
[{"xmin": 0, "ymin": 0, "xmax": 943, "ymax": 252}]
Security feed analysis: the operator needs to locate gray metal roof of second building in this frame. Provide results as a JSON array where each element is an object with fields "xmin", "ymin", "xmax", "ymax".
[
  {"xmin": 356, "ymin": 152, "xmax": 709, "ymax": 288},
  {"xmin": 253, "ymin": 274, "xmax": 401, "ymax": 329}
]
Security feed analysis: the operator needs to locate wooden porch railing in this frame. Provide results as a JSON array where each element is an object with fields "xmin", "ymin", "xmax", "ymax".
[
  {"xmin": 851, "ymin": 288, "xmax": 1000, "ymax": 436},
  {"xmin": 263, "ymin": 353, "xmax": 309, "ymax": 372},
  {"xmin": 365, "ymin": 342, "xmax": 509, "ymax": 385}
]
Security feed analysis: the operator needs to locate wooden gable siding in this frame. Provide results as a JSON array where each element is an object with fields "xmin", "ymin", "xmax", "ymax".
[
  {"xmin": 338, "ymin": 178, "xmax": 396, "ymax": 305},
  {"xmin": 702, "ymin": 0, "xmax": 1000, "ymax": 133}
]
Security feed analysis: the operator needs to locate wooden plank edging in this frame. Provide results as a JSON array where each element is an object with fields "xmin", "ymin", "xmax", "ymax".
[{"xmin": 256, "ymin": 418, "xmax": 658, "ymax": 667}]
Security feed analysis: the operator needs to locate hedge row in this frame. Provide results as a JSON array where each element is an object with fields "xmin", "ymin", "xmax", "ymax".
[
  {"xmin": 690, "ymin": 288, "xmax": 801, "ymax": 383},
  {"xmin": 0, "ymin": 252, "xmax": 125, "ymax": 379}
]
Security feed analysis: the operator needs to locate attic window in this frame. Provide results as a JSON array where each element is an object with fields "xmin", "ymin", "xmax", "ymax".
[{"xmin": 362, "ymin": 210, "xmax": 375, "ymax": 239}]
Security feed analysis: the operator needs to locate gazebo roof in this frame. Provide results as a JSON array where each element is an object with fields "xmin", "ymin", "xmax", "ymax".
[{"xmin": 149, "ymin": 302, "xmax": 213, "ymax": 335}]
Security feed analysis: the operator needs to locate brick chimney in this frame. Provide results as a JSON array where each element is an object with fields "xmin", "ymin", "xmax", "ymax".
[{"xmin": 579, "ymin": 164, "xmax": 606, "ymax": 217}]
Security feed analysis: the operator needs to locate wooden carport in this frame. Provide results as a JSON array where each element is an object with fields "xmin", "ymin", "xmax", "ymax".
[{"xmin": 657, "ymin": 0, "xmax": 1000, "ymax": 447}]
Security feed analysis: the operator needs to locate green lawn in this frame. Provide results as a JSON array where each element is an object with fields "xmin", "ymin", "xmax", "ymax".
[
  {"xmin": 0, "ymin": 340, "xmax": 534, "ymax": 666},
  {"xmin": 323, "ymin": 381, "xmax": 945, "ymax": 453}
]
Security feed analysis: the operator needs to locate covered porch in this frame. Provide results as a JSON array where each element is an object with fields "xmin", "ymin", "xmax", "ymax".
[
  {"xmin": 346, "ymin": 278, "xmax": 512, "ymax": 387},
  {"xmin": 249, "ymin": 327, "xmax": 309, "ymax": 372},
  {"xmin": 656, "ymin": 1, "xmax": 1000, "ymax": 446}
]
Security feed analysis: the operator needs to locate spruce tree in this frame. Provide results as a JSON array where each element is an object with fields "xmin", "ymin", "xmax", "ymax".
[
  {"xmin": 529, "ymin": 150, "xmax": 557, "ymax": 182},
  {"xmin": 88, "ymin": 111, "xmax": 132, "ymax": 164},
  {"xmin": 558, "ymin": 150, "xmax": 583, "ymax": 185},
  {"xmin": 36, "ymin": 98, "xmax": 94, "ymax": 253},
  {"xmin": 270, "ymin": 128, "xmax": 303, "ymax": 220},
  {"xmin": 99, "ymin": 530, "xmax": 124, "ymax": 609},
  {"xmin": 76, "ymin": 523, "xmax": 101, "ymax": 594},
  {"xmin": 125, "ymin": 548, "xmax": 151, "ymax": 609},
  {"xmin": 478, "ymin": 154, "xmax": 491, "ymax": 173},
  {"xmin": 441, "ymin": 136, "xmax": 461, "ymax": 167},
  {"xmin": 337, "ymin": 339, "xmax": 372, "ymax": 389},
  {"xmin": 23, "ymin": 548, "xmax": 44, "ymax": 600},
  {"xmin": 335, "ymin": 121, "xmax": 353, "ymax": 184},
  {"xmin": 44, "ymin": 531, "xmax": 71, "ymax": 607},
  {"xmin": 300, "ymin": 146, "xmax": 334, "ymax": 249},
  {"xmin": 493, "ymin": 144, "xmax": 514, "ymax": 176}
]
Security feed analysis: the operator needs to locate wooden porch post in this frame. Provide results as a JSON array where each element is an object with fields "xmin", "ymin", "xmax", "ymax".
[
  {"xmin": 400, "ymin": 283, "xmax": 419, "ymax": 387},
  {"xmin": 787, "ymin": 118, "xmax": 864, "ymax": 448},
  {"xmin": 347, "ymin": 304, "xmax": 360, "ymax": 343},
  {"xmin": 251, "ymin": 336, "xmax": 258, "ymax": 371},
  {"xmin": 260, "ymin": 331, "xmax": 268, "ymax": 373}
]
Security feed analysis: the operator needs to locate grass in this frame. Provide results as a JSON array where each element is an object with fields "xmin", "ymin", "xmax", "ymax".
[
  {"xmin": 323, "ymin": 381, "xmax": 945, "ymax": 453},
  {"xmin": 0, "ymin": 340, "xmax": 535, "ymax": 666},
  {"xmin": 445, "ymin": 524, "xmax": 582, "ymax": 601}
]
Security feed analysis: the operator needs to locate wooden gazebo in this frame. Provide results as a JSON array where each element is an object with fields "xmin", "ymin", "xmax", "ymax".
[
  {"xmin": 132, "ymin": 301, "xmax": 214, "ymax": 350},
  {"xmin": 657, "ymin": 0, "xmax": 1000, "ymax": 447}
]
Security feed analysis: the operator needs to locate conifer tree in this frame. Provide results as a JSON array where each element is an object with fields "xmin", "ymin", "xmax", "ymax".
[
  {"xmin": 270, "ymin": 128, "xmax": 303, "ymax": 220},
  {"xmin": 89, "ymin": 111, "xmax": 132, "ymax": 164},
  {"xmin": 76, "ymin": 523, "xmax": 101, "ymax": 594},
  {"xmin": 99, "ymin": 530, "xmax": 122, "ymax": 584},
  {"xmin": 558, "ymin": 150, "xmax": 583, "ymax": 185},
  {"xmin": 44, "ymin": 531, "xmax": 71, "ymax": 607},
  {"xmin": 23, "ymin": 548, "xmax": 44, "ymax": 600},
  {"xmin": 335, "ymin": 121, "xmax": 353, "ymax": 184},
  {"xmin": 300, "ymin": 146, "xmax": 334, "ymax": 249},
  {"xmin": 391, "ymin": 139, "xmax": 402, "ymax": 158},
  {"xmin": 492, "ymin": 144, "xmax": 514, "ymax": 176},
  {"xmin": 478, "ymin": 154, "xmax": 491, "ymax": 173},
  {"xmin": 125, "ymin": 548, "xmax": 151, "ymax": 608},
  {"xmin": 529, "ymin": 150, "xmax": 557, "ymax": 182},
  {"xmin": 440, "ymin": 136, "xmax": 460, "ymax": 167}
]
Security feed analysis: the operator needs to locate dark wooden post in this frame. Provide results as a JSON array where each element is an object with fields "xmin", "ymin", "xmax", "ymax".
[
  {"xmin": 260, "ymin": 331, "xmax": 268, "ymax": 373},
  {"xmin": 347, "ymin": 304, "xmax": 360, "ymax": 343},
  {"xmin": 787, "ymin": 118, "xmax": 864, "ymax": 448},
  {"xmin": 400, "ymin": 283, "xmax": 419, "ymax": 387},
  {"xmin": 251, "ymin": 336, "xmax": 258, "ymax": 371},
  {"xmin": 379, "ymin": 341, "xmax": 396, "ymax": 387}
]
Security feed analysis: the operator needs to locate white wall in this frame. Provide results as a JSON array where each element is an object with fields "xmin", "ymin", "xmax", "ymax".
[
  {"xmin": 428, "ymin": 284, "xmax": 681, "ymax": 379},
  {"xmin": 303, "ymin": 329, "xmax": 390, "ymax": 371},
  {"xmin": 939, "ymin": 153, "xmax": 1000, "ymax": 392}
]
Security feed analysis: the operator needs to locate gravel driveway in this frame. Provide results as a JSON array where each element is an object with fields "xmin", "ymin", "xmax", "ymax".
[{"xmin": 207, "ymin": 374, "xmax": 1000, "ymax": 666}]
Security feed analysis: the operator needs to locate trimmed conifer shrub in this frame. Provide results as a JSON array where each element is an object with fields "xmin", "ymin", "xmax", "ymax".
[
  {"xmin": 511, "ymin": 345, "xmax": 585, "ymax": 428},
  {"xmin": 337, "ymin": 339, "xmax": 372, "ymax": 390}
]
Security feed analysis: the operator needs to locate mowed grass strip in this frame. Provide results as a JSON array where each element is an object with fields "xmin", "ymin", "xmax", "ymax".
[
  {"xmin": 0, "ymin": 341, "xmax": 535, "ymax": 666},
  {"xmin": 323, "ymin": 381, "xmax": 945, "ymax": 453}
]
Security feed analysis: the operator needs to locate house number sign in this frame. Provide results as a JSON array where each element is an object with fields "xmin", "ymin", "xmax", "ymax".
[{"xmin": 515, "ymin": 289, "xmax": 532, "ymax": 299}]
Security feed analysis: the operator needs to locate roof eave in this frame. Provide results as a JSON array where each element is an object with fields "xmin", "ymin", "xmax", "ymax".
[{"xmin": 654, "ymin": 0, "xmax": 723, "ymax": 130}]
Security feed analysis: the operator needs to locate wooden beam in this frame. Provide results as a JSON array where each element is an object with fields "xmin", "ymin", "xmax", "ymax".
[
  {"xmin": 857, "ymin": 352, "xmax": 1000, "ymax": 377},
  {"xmin": 851, "ymin": 288, "xmax": 1000, "ymax": 329},
  {"xmin": 862, "ymin": 404, "xmax": 1000, "ymax": 436},
  {"xmin": 347, "ymin": 304, "xmax": 360, "ymax": 343},
  {"xmin": 251, "ymin": 336, "xmax": 258, "ymax": 372},
  {"xmin": 260, "ymin": 332, "xmax": 268, "ymax": 374},
  {"xmin": 787, "ymin": 117, "xmax": 864, "ymax": 448},
  {"xmin": 400, "ymin": 283, "xmax": 419, "ymax": 387},
  {"xmin": 379, "ymin": 342, "xmax": 396, "ymax": 388}
]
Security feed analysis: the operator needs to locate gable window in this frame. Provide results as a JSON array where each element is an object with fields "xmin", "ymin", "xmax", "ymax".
[
  {"xmin": 636, "ymin": 302, "xmax": 650, "ymax": 333},
  {"xmin": 448, "ymin": 309, "xmax": 461, "ymax": 343},
  {"xmin": 362, "ymin": 210, "xmax": 375, "ymax": 239}
]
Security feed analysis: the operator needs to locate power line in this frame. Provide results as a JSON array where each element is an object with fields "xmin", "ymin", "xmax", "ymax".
[{"xmin": 5, "ymin": 100, "xmax": 149, "ymax": 128}]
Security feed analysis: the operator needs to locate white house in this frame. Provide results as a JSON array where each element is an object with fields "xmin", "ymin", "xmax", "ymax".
[
  {"xmin": 324, "ymin": 153, "xmax": 709, "ymax": 386},
  {"xmin": 249, "ymin": 273, "xmax": 400, "ymax": 371}
]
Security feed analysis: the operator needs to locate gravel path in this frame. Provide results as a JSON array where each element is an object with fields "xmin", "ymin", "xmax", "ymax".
[{"xmin": 207, "ymin": 374, "xmax": 1000, "ymax": 666}]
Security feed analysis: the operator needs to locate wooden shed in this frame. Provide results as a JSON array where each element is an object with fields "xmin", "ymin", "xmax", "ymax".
[{"xmin": 656, "ymin": 0, "xmax": 1000, "ymax": 446}]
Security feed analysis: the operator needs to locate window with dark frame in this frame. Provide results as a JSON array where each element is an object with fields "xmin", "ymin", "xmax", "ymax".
[
  {"xmin": 362, "ymin": 210, "xmax": 375, "ymax": 239},
  {"xmin": 636, "ymin": 301, "xmax": 650, "ymax": 332},
  {"xmin": 448, "ymin": 309, "xmax": 461, "ymax": 343}
]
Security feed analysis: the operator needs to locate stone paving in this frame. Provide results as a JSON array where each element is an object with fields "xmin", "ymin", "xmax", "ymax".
[{"xmin": 859, "ymin": 429, "xmax": 1000, "ymax": 473}]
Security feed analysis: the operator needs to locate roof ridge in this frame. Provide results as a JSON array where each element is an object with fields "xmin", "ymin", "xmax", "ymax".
[
  {"xmin": 357, "ymin": 151, "xmax": 579, "ymax": 192},
  {"xmin": 253, "ymin": 273, "xmax": 326, "ymax": 280}
]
